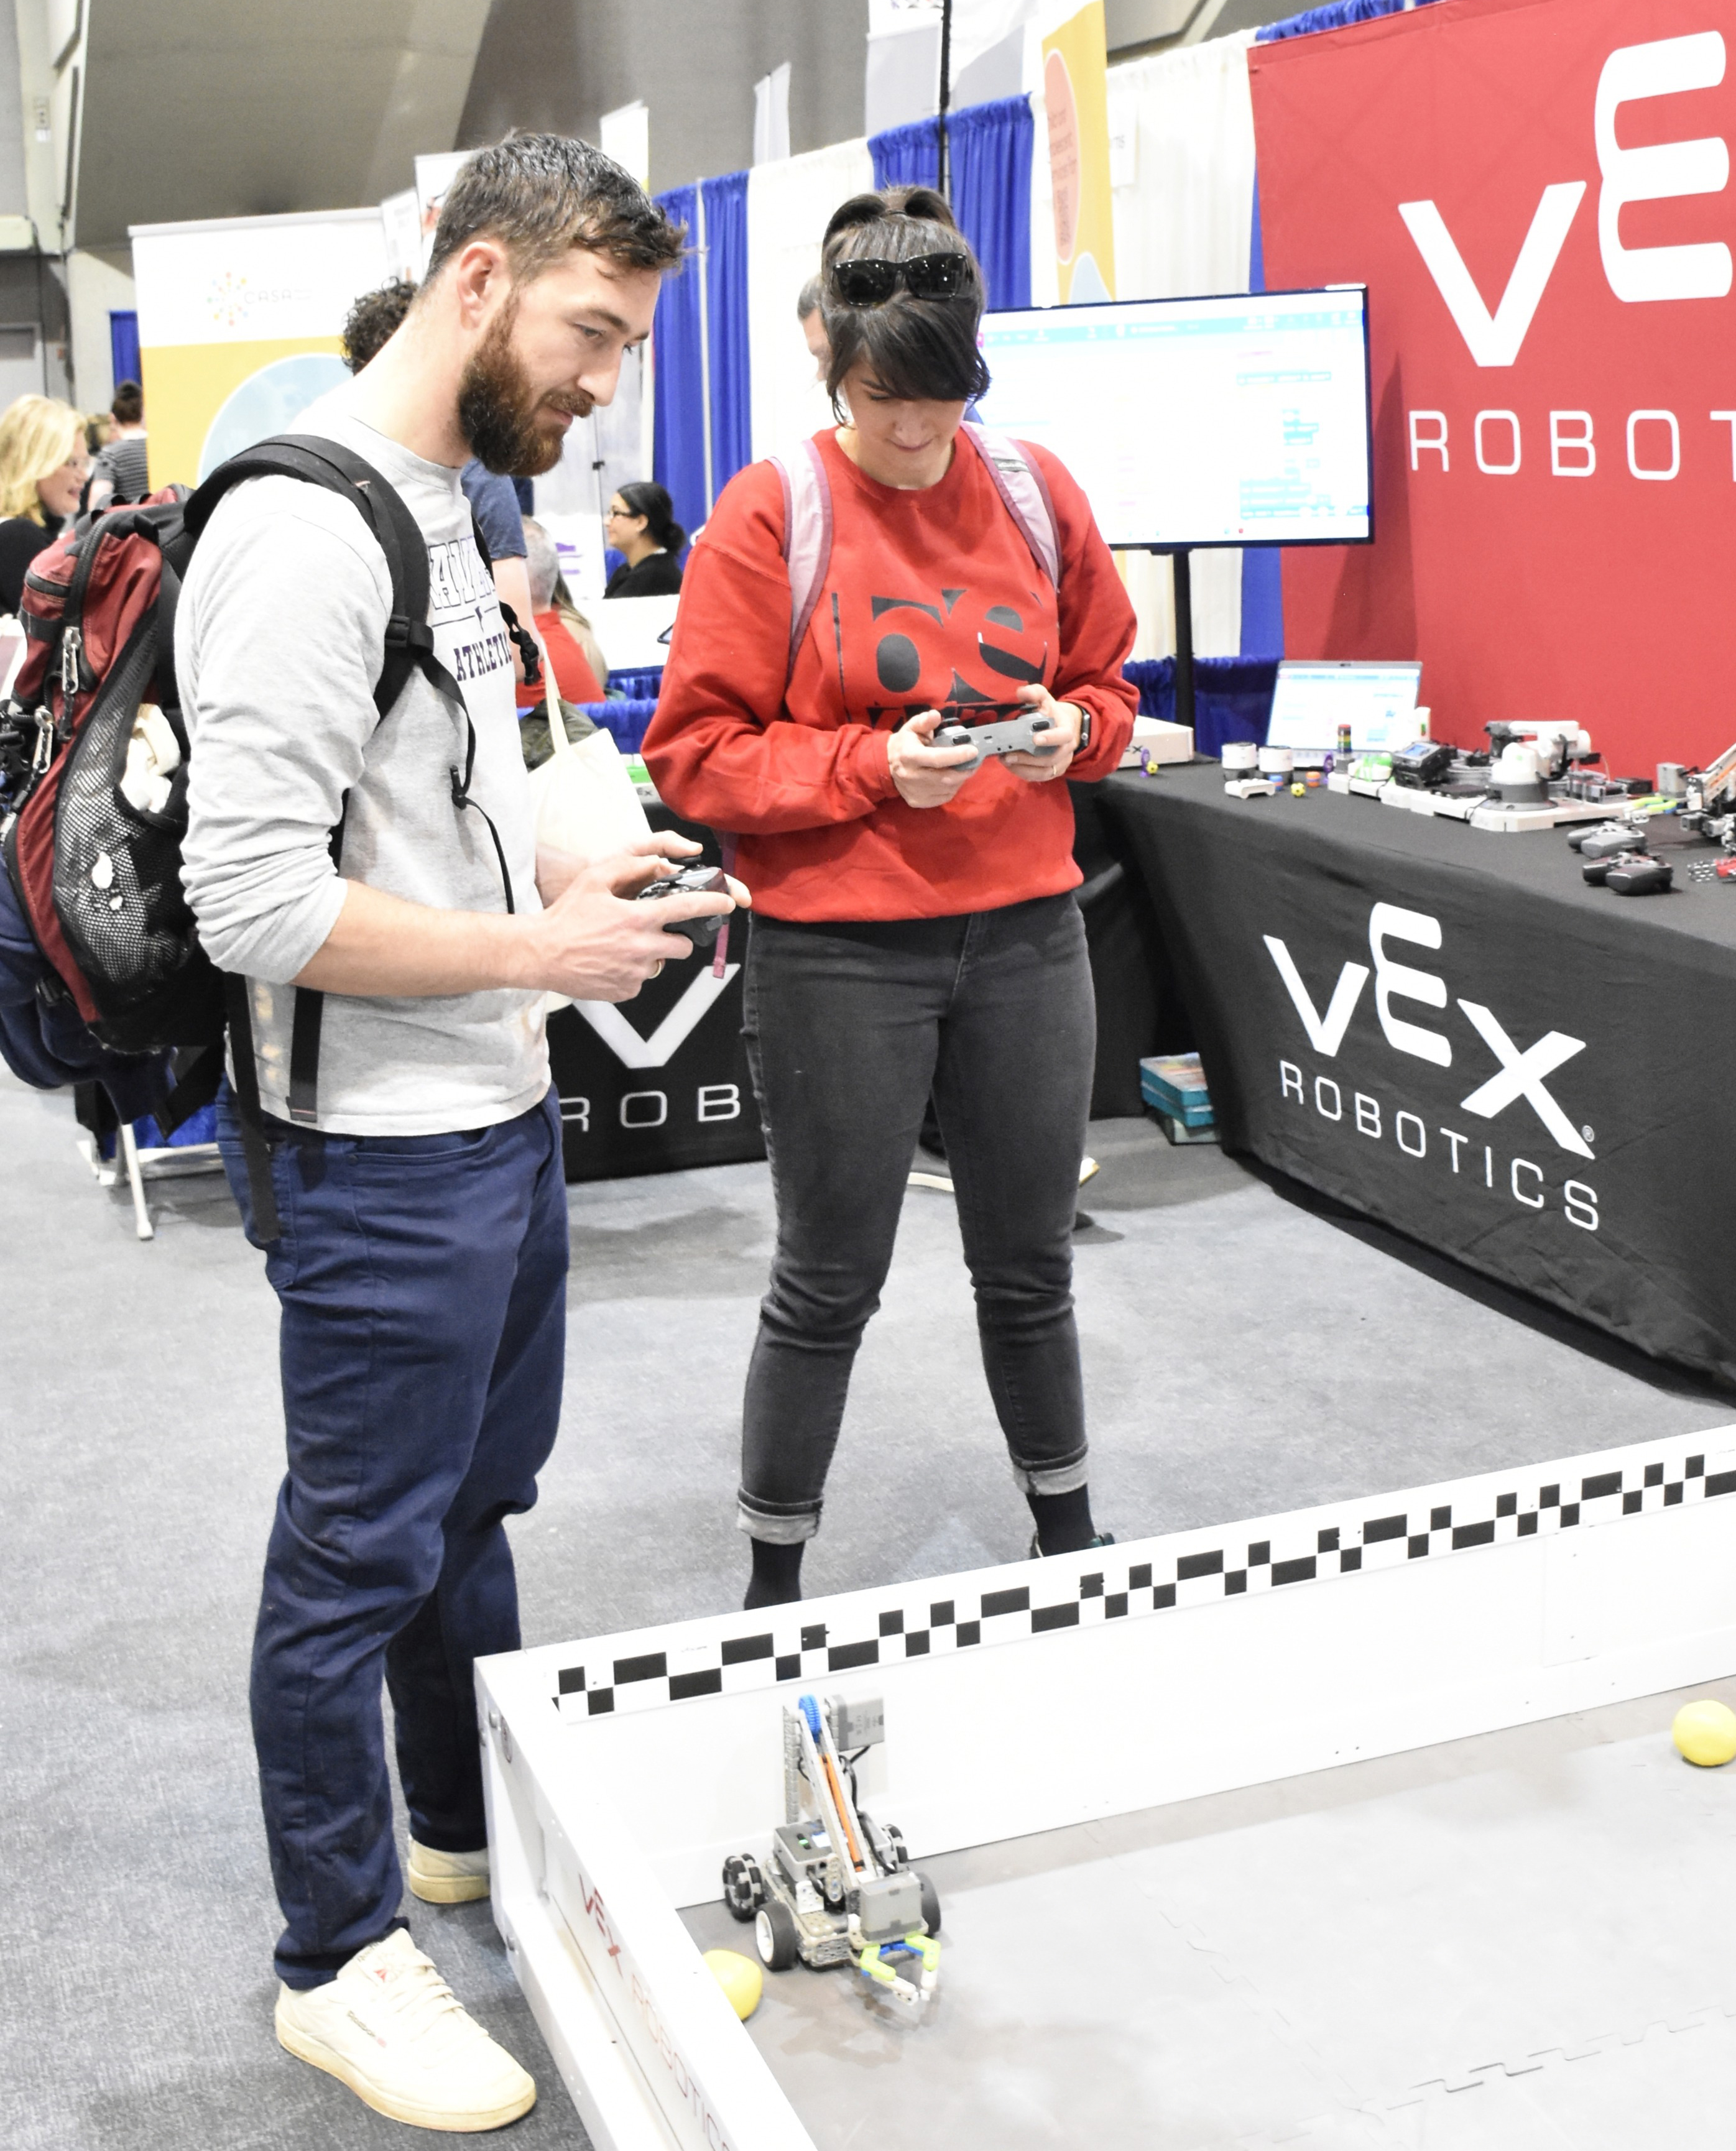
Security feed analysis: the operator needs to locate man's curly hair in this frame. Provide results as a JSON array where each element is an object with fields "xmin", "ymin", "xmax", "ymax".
[{"xmin": 341, "ymin": 278, "xmax": 417, "ymax": 372}]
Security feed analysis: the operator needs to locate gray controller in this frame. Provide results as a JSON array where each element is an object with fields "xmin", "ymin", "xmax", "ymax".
[{"xmin": 933, "ymin": 712, "xmax": 1057, "ymax": 773}]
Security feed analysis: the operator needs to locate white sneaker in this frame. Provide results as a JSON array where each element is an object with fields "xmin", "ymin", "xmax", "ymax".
[
  {"xmin": 408, "ymin": 1840, "xmax": 491, "ymax": 1904},
  {"xmin": 274, "ymin": 1927, "xmax": 535, "ymax": 2132}
]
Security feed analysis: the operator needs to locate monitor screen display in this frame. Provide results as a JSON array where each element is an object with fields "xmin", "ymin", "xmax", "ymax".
[
  {"xmin": 1264, "ymin": 660, "xmax": 1424, "ymax": 753},
  {"xmin": 973, "ymin": 288, "xmax": 1372, "ymax": 550}
]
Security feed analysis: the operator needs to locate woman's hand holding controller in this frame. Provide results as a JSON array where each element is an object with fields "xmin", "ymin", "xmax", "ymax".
[
  {"xmin": 1004, "ymin": 684, "xmax": 1082, "ymax": 783},
  {"xmin": 887, "ymin": 707, "xmax": 978, "ymax": 808}
]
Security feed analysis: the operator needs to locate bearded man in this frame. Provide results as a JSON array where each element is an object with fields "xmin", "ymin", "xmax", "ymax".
[{"xmin": 178, "ymin": 136, "xmax": 737, "ymax": 2132}]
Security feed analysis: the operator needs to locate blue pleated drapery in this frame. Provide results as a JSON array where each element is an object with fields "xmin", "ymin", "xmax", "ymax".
[
  {"xmin": 651, "ymin": 184, "xmax": 706, "ymax": 541},
  {"xmin": 701, "ymin": 170, "xmax": 752, "ymax": 503},
  {"xmin": 1124, "ymin": 657, "xmax": 1279, "ymax": 757},
  {"xmin": 870, "ymin": 116, "xmax": 941, "ymax": 191},
  {"xmin": 576, "ymin": 700, "xmax": 660, "ymax": 753},
  {"xmin": 1255, "ymin": 0, "xmax": 1441, "ymax": 39},
  {"xmin": 109, "ymin": 310, "xmax": 141, "ymax": 389},
  {"xmin": 949, "ymin": 96, "xmax": 1033, "ymax": 311}
]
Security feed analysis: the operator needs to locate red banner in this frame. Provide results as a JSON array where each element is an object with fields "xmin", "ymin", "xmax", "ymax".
[{"xmin": 1250, "ymin": 0, "xmax": 1736, "ymax": 774}]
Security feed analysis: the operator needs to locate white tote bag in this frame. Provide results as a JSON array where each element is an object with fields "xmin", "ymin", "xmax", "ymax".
[
  {"xmin": 527, "ymin": 668, "xmax": 650, "ymax": 865},
  {"xmin": 527, "ymin": 672, "xmax": 652, "ymax": 1014}
]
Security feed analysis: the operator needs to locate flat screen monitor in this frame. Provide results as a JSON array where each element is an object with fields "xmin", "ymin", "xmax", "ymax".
[
  {"xmin": 972, "ymin": 287, "xmax": 1372, "ymax": 550},
  {"xmin": 1264, "ymin": 660, "xmax": 1424, "ymax": 754}
]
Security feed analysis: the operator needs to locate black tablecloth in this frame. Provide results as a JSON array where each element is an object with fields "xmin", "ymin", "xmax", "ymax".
[
  {"xmin": 1103, "ymin": 766, "xmax": 1736, "ymax": 1387},
  {"xmin": 547, "ymin": 814, "xmax": 764, "ymax": 1183}
]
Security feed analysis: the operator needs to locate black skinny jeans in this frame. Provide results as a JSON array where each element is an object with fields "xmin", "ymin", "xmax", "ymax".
[{"xmin": 739, "ymin": 891, "xmax": 1096, "ymax": 1543}]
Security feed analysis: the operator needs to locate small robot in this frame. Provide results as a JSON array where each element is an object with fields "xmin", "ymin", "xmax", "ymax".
[{"xmin": 721, "ymin": 1693, "xmax": 941, "ymax": 2022}]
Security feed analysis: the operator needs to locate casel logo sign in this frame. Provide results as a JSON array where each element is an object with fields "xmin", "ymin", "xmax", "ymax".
[{"xmin": 1263, "ymin": 906, "xmax": 1601, "ymax": 1232}]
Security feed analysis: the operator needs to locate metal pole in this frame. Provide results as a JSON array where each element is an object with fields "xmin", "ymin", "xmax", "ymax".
[
  {"xmin": 1171, "ymin": 549, "xmax": 1196, "ymax": 740},
  {"xmin": 937, "ymin": 0, "xmax": 953, "ymax": 198}
]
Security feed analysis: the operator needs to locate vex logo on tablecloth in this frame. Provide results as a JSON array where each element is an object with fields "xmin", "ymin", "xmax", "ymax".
[{"xmin": 1263, "ymin": 905, "xmax": 1601, "ymax": 1233}]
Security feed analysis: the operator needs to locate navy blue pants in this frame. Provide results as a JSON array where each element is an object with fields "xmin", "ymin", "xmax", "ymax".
[{"xmin": 218, "ymin": 1087, "xmax": 568, "ymax": 1989}]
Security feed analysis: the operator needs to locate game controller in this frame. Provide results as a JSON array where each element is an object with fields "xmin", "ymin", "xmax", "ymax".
[
  {"xmin": 1581, "ymin": 849, "xmax": 1649, "ymax": 887},
  {"xmin": 1570, "ymin": 821, "xmax": 1645, "ymax": 858},
  {"xmin": 634, "ymin": 864, "xmax": 732, "ymax": 947},
  {"xmin": 1604, "ymin": 856, "xmax": 1673, "ymax": 895},
  {"xmin": 933, "ymin": 711, "xmax": 1058, "ymax": 773}
]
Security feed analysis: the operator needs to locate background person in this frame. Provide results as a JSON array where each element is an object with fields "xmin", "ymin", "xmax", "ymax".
[
  {"xmin": 86, "ymin": 379, "xmax": 149, "ymax": 510},
  {"xmin": 180, "ymin": 135, "xmax": 732, "ymax": 2132},
  {"xmin": 603, "ymin": 478, "xmax": 684, "ymax": 595},
  {"xmin": 0, "ymin": 395, "xmax": 90, "ymax": 614},
  {"xmin": 519, "ymin": 516, "xmax": 606, "ymax": 705},
  {"xmin": 644, "ymin": 190, "xmax": 1137, "ymax": 1610},
  {"xmin": 796, "ymin": 274, "xmax": 828, "ymax": 377}
]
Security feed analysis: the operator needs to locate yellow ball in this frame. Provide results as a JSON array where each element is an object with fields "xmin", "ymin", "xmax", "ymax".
[
  {"xmin": 1673, "ymin": 1699, "xmax": 1736, "ymax": 1767},
  {"xmin": 703, "ymin": 1948, "xmax": 763, "ymax": 2020}
]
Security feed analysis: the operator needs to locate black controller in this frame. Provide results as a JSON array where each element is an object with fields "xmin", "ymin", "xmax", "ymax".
[
  {"xmin": 1604, "ymin": 856, "xmax": 1673, "ymax": 895},
  {"xmin": 634, "ymin": 864, "xmax": 731, "ymax": 948}
]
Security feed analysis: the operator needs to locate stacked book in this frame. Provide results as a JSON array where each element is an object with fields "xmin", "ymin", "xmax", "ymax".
[{"xmin": 1138, "ymin": 1053, "xmax": 1217, "ymax": 1146}]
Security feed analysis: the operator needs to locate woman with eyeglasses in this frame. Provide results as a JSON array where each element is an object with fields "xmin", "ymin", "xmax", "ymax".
[
  {"xmin": 604, "ymin": 480, "xmax": 686, "ymax": 597},
  {"xmin": 0, "ymin": 395, "xmax": 93, "ymax": 617},
  {"xmin": 642, "ymin": 187, "xmax": 1137, "ymax": 1608}
]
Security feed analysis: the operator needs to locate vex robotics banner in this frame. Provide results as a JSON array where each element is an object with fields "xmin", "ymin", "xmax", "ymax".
[{"xmin": 1249, "ymin": 0, "xmax": 1736, "ymax": 775}]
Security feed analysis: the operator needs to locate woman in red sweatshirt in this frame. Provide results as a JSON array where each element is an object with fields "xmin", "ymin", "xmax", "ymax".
[{"xmin": 643, "ymin": 188, "xmax": 1137, "ymax": 1608}]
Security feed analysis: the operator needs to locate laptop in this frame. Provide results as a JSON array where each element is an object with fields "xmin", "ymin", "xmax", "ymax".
[{"xmin": 1264, "ymin": 661, "xmax": 1425, "ymax": 756}]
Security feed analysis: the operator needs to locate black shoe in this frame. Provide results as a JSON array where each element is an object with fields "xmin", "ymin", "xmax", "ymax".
[{"xmin": 1028, "ymin": 1531, "xmax": 1116, "ymax": 1559}]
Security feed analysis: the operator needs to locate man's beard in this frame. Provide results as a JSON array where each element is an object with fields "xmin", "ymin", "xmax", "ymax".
[{"xmin": 458, "ymin": 302, "xmax": 593, "ymax": 477}]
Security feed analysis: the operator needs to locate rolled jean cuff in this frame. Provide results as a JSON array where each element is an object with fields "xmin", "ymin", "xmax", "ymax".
[
  {"xmin": 737, "ymin": 1495, "xmax": 822, "ymax": 1545},
  {"xmin": 1009, "ymin": 1449, "xmax": 1089, "ymax": 1498}
]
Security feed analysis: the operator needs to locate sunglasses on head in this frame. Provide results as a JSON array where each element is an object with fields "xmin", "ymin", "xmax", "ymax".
[{"xmin": 829, "ymin": 253, "xmax": 971, "ymax": 306}]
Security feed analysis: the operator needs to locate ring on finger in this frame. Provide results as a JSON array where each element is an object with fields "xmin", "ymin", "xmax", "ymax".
[{"xmin": 651, "ymin": 959, "xmax": 665, "ymax": 978}]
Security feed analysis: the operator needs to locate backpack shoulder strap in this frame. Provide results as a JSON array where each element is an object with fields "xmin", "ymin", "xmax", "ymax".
[
  {"xmin": 768, "ymin": 438, "xmax": 832, "ymax": 688},
  {"xmin": 180, "ymin": 434, "xmax": 436, "ymax": 720},
  {"xmin": 959, "ymin": 423, "xmax": 1062, "ymax": 592}
]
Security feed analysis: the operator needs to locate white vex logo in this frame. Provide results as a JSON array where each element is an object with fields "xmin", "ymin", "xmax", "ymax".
[
  {"xmin": 1262, "ymin": 906, "xmax": 1592, "ymax": 1160},
  {"xmin": 572, "ymin": 964, "xmax": 739, "ymax": 1069},
  {"xmin": 1400, "ymin": 30, "xmax": 1732, "ymax": 367}
]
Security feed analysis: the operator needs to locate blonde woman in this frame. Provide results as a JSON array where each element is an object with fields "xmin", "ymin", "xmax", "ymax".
[{"xmin": 0, "ymin": 396, "xmax": 90, "ymax": 615}]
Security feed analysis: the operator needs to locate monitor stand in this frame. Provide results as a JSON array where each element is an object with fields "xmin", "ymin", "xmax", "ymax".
[{"xmin": 1153, "ymin": 547, "xmax": 1194, "ymax": 741}]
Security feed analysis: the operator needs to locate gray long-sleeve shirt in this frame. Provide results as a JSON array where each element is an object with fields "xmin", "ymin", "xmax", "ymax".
[{"xmin": 178, "ymin": 384, "xmax": 547, "ymax": 1134}]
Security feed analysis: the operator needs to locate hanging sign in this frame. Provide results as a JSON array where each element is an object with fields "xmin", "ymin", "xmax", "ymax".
[
  {"xmin": 1250, "ymin": 0, "xmax": 1736, "ymax": 773},
  {"xmin": 1041, "ymin": 1, "xmax": 1116, "ymax": 303}
]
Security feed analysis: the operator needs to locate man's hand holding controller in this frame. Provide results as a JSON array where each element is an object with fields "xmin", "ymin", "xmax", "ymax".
[{"xmin": 526, "ymin": 832, "xmax": 747, "ymax": 1003}]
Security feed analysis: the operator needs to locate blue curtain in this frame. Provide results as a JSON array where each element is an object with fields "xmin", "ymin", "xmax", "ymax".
[
  {"xmin": 1239, "ymin": 181, "xmax": 1284, "ymax": 656},
  {"xmin": 702, "ymin": 170, "xmax": 752, "ymax": 502},
  {"xmin": 870, "ymin": 116, "xmax": 941, "ymax": 190},
  {"xmin": 604, "ymin": 666, "xmax": 665, "ymax": 703},
  {"xmin": 1256, "ymin": 0, "xmax": 1441, "ymax": 40},
  {"xmin": 109, "ymin": 310, "xmax": 139, "ymax": 388},
  {"xmin": 1124, "ymin": 657, "xmax": 1280, "ymax": 758},
  {"xmin": 949, "ymin": 97, "xmax": 1033, "ymax": 311},
  {"xmin": 577, "ymin": 699, "xmax": 659, "ymax": 753},
  {"xmin": 652, "ymin": 185, "xmax": 706, "ymax": 543}
]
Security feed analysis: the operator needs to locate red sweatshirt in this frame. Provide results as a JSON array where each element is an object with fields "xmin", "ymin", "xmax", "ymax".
[{"xmin": 642, "ymin": 428, "xmax": 1137, "ymax": 921}]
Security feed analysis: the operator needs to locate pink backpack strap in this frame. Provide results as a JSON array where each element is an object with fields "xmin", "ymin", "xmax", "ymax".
[
  {"xmin": 960, "ymin": 422, "xmax": 1061, "ymax": 592},
  {"xmin": 768, "ymin": 437, "xmax": 833, "ymax": 687}
]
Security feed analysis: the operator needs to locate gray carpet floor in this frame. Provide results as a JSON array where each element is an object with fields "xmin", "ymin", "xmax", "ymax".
[{"xmin": 2, "ymin": 1067, "xmax": 1728, "ymax": 2149}]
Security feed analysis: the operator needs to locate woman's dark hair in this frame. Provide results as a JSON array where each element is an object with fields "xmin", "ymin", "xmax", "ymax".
[
  {"xmin": 819, "ymin": 190, "xmax": 989, "ymax": 415},
  {"xmin": 616, "ymin": 479, "xmax": 685, "ymax": 554},
  {"xmin": 111, "ymin": 379, "xmax": 143, "ymax": 425}
]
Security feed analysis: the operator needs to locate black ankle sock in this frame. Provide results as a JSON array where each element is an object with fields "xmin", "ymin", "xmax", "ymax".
[
  {"xmin": 744, "ymin": 1537, "xmax": 805, "ymax": 1610},
  {"xmin": 1027, "ymin": 1485, "xmax": 1097, "ymax": 1557}
]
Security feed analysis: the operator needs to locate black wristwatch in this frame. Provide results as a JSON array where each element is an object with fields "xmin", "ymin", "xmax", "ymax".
[{"xmin": 1075, "ymin": 707, "xmax": 1092, "ymax": 752}]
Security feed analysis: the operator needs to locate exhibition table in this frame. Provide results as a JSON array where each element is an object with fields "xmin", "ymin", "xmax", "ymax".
[{"xmin": 1102, "ymin": 767, "xmax": 1736, "ymax": 1388}]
